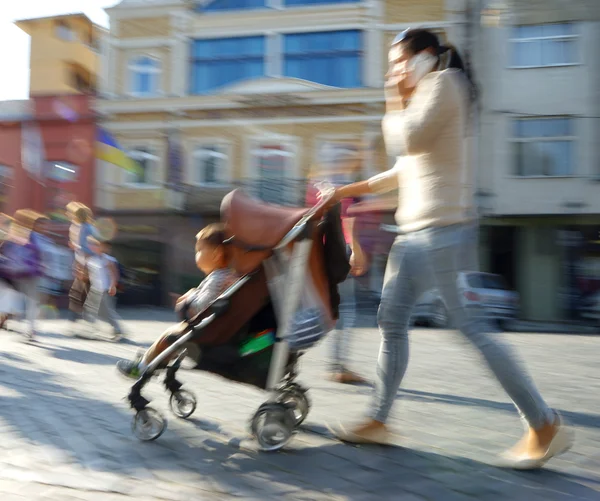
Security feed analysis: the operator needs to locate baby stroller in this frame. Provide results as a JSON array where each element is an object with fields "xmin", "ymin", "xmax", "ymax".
[{"xmin": 126, "ymin": 188, "xmax": 349, "ymax": 451}]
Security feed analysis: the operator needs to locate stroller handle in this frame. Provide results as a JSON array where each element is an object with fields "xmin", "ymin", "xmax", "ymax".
[{"xmin": 275, "ymin": 191, "xmax": 335, "ymax": 249}]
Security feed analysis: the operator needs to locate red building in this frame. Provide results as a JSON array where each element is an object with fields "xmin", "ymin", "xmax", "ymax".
[{"xmin": 1, "ymin": 94, "xmax": 96, "ymax": 219}]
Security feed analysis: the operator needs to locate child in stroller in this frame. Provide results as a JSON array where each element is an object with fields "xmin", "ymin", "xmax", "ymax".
[
  {"xmin": 116, "ymin": 223, "xmax": 239, "ymax": 379},
  {"xmin": 123, "ymin": 188, "xmax": 349, "ymax": 451}
]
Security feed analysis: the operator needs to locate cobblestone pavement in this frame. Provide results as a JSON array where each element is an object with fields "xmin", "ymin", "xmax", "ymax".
[{"xmin": 0, "ymin": 309, "xmax": 599, "ymax": 500}]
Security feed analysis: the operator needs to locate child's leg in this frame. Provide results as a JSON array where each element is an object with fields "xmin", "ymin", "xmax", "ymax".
[
  {"xmin": 140, "ymin": 322, "xmax": 188, "ymax": 366},
  {"xmin": 83, "ymin": 289, "xmax": 102, "ymax": 325},
  {"xmin": 117, "ymin": 322, "xmax": 189, "ymax": 378},
  {"xmin": 99, "ymin": 293, "xmax": 124, "ymax": 336}
]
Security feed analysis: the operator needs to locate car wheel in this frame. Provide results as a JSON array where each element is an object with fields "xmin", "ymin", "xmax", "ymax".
[{"xmin": 429, "ymin": 301, "xmax": 449, "ymax": 328}]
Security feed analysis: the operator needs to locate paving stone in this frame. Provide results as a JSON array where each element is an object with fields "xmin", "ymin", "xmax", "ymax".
[{"xmin": 0, "ymin": 314, "xmax": 597, "ymax": 500}]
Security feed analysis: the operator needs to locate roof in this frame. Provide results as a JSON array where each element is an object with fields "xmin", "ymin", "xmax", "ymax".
[{"xmin": 15, "ymin": 13, "xmax": 103, "ymax": 34}]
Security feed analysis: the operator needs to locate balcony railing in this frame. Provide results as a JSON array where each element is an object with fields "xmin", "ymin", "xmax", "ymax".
[{"xmin": 182, "ymin": 178, "xmax": 308, "ymax": 213}]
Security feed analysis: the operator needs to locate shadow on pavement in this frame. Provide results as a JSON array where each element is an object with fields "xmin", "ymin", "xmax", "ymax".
[
  {"xmin": 398, "ymin": 388, "xmax": 600, "ymax": 430},
  {"xmin": 0, "ymin": 348, "xmax": 598, "ymax": 499},
  {"xmin": 36, "ymin": 344, "xmax": 124, "ymax": 366}
]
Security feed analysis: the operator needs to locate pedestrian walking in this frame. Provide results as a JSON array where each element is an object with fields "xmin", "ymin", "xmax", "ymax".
[
  {"xmin": 327, "ymin": 28, "xmax": 572, "ymax": 470},
  {"xmin": 67, "ymin": 202, "xmax": 96, "ymax": 328},
  {"xmin": 83, "ymin": 237, "xmax": 124, "ymax": 340},
  {"xmin": 0, "ymin": 210, "xmax": 46, "ymax": 341},
  {"xmin": 307, "ymin": 154, "xmax": 366, "ymax": 384}
]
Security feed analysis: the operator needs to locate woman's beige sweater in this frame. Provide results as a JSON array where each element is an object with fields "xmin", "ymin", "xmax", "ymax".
[{"xmin": 368, "ymin": 68, "xmax": 473, "ymax": 233}]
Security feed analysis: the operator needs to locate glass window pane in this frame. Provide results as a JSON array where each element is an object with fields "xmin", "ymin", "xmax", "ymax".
[
  {"xmin": 514, "ymin": 25, "xmax": 542, "ymax": 39},
  {"xmin": 511, "ymin": 40, "xmax": 542, "ymax": 66},
  {"xmin": 191, "ymin": 36, "xmax": 265, "ymax": 93},
  {"xmin": 512, "ymin": 119, "xmax": 524, "ymax": 138},
  {"xmin": 519, "ymin": 119, "xmax": 542, "ymax": 138},
  {"xmin": 541, "ymin": 39, "xmax": 576, "ymax": 65},
  {"xmin": 539, "ymin": 119, "xmax": 571, "ymax": 137},
  {"xmin": 283, "ymin": 30, "xmax": 361, "ymax": 87},
  {"xmin": 515, "ymin": 141, "xmax": 545, "ymax": 176},
  {"xmin": 542, "ymin": 23, "xmax": 571, "ymax": 37},
  {"xmin": 543, "ymin": 141, "xmax": 573, "ymax": 176}
]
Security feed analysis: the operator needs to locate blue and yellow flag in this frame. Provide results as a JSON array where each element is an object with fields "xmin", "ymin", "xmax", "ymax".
[{"xmin": 96, "ymin": 127, "xmax": 142, "ymax": 175}]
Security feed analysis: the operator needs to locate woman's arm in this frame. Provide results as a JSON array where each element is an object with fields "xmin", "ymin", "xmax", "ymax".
[
  {"xmin": 335, "ymin": 180, "xmax": 373, "ymax": 201},
  {"xmin": 384, "ymin": 71, "xmax": 456, "ymax": 156}
]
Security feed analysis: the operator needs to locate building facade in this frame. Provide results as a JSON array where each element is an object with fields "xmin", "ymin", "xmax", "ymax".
[
  {"xmin": 0, "ymin": 14, "xmax": 104, "ymax": 306},
  {"xmin": 474, "ymin": 0, "xmax": 600, "ymax": 321},
  {"xmin": 15, "ymin": 13, "xmax": 103, "ymax": 96},
  {"xmin": 97, "ymin": 0, "xmax": 458, "ymax": 305}
]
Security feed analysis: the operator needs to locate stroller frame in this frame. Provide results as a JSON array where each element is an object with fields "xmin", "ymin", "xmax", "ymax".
[{"xmin": 127, "ymin": 197, "xmax": 329, "ymax": 451}]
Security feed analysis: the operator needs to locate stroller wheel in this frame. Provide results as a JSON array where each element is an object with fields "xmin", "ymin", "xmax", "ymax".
[
  {"xmin": 169, "ymin": 390, "xmax": 197, "ymax": 419},
  {"xmin": 278, "ymin": 387, "xmax": 310, "ymax": 427},
  {"xmin": 251, "ymin": 403, "xmax": 296, "ymax": 452},
  {"xmin": 132, "ymin": 407, "xmax": 166, "ymax": 441}
]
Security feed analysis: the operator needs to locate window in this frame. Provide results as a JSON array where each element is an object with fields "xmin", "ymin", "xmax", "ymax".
[
  {"xmin": 125, "ymin": 148, "xmax": 159, "ymax": 185},
  {"xmin": 55, "ymin": 21, "xmax": 75, "ymax": 41},
  {"xmin": 129, "ymin": 56, "xmax": 161, "ymax": 96},
  {"xmin": 284, "ymin": 30, "xmax": 362, "ymax": 88},
  {"xmin": 511, "ymin": 118, "xmax": 576, "ymax": 177},
  {"xmin": 46, "ymin": 162, "xmax": 79, "ymax": 183},
  {"xmin": 199, "ymin": 0, "xmax": 266, "ymax": 11},
  {"xmin": 510, "ymin": 23, "xmax": 578, "ymax": 67},
  {"xmin": 250, "ymin": 143, "xmax": 298, "ymax": 205},
  {"xmin": 466, "ymin": 273, "xmax": 508, "ymax": 290},
  {"xmin": 192, "ymin": 145, "xmax": 230, "ymax": 186},
  {"xmin": 285, "ymin": 0, "xmax": 359, "ymax": 4},
  {"xmin": 191, "ymin": 36, "xmax": 265, "ymax": 93},
  {"xmin": 313, "ymin": 140, "xmax": 362, "ymax": 183}
]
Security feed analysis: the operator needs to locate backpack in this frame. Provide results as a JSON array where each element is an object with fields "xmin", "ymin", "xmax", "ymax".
[{"xmin": 0, "ymin": 239, "xmax": 43, "ymax": 280}]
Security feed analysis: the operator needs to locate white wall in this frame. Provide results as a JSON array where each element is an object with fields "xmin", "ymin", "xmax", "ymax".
[{"xmin": 476, "ymin": 20, "xmax": 600, "ymax": 216}]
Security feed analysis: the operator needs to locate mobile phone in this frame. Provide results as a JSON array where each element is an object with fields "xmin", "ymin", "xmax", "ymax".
[{"xmin": 406, "ymin": 52, "xmax": 437, "ymax": 87}]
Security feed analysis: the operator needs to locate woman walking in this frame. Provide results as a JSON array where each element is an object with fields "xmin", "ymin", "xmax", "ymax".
[
  {"xmin": 67, "ymin": 202, "xmax": 96, "ymax": 330},
  {"xmin": 1, "ymin": 210, "xmax": 46, "ymax": 340},
  {"xmin": 329, "ymin": 28, "xmax": 572, "ymax": 469}
]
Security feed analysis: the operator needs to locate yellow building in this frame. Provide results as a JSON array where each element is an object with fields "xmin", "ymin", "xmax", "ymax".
[
  {"xmin": 96, "ymin": 0, "xmax": 456, "ymax": 304},
  {"xmin": 16, "ymin": 13, "xmax": 104, "ymax": 95}
]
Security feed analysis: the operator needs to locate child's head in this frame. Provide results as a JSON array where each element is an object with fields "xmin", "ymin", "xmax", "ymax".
[
  {"xmin": 87, "ymin": 236, "xmax": 102, "ymax": 255},
  {"xmin": 195, "ymin": 223, "xmax": 229, "ymax": 274},
  {"xmin": 74, "ymin": 205, "xmax": 93, "ymax": 224}
]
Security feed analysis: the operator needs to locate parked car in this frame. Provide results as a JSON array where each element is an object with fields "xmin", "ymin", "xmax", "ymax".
[
  {"xmin": 411, "ymin": 272, "xmax": 520, "ymax": 329},
  {"xmin": 580, "ymin": 291, "xmax": 600, "ymax": 326}
]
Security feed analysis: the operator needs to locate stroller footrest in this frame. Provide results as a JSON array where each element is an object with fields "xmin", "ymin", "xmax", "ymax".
[
  {"xmin": 128, "ymin": 390, "xmax": 150, "ymax": 412},
  {"xmin": 165, "ymin": 363, "xmax": 184, "ymax": 394}
]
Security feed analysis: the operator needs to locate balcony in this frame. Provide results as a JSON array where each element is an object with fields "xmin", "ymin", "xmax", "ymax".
[
  {"xmin": 97, "ymin": 185, "xmax": 167, "ymax": 212},
  {"xmin": 98, "ymin": 179, "xmax": 309, "ymax": 214},
  {"xmin": 183, "ymin": 178, "xmax": 307, "ymax": 213}
]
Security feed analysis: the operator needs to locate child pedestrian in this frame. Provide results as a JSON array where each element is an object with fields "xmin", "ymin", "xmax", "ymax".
[
  {"xmin": 83, "ymin": 237, "xmax": 124, "ymax": 340},
  {"xmin": 116, "ymin": 223, "xmax": 237, "ymax": 378}
]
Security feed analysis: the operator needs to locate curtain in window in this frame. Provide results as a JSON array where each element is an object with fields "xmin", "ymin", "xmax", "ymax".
[
  {"xmin": 191, "ymin": 37, "xmax": 265, "ymax": 93},
  {"xmin": 283, "ymin": 30, "xmax": 362, "ymax": 87}
]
